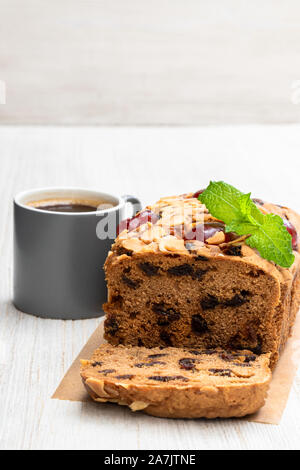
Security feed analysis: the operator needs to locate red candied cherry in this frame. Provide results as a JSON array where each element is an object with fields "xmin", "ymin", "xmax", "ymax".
[
  {"xmin": 183, "ymin": 221, "xmax": 238, "ymax": 243},
  {"xmin": 117, "ymin": 210, "xmax": 159, "ymax": 235},
  {"xmin": 182, "ymin": 224, "xmax": 203, "ymax": 241},
  {"xmin": 183, "ymin": 222, "xmax": 225, "ymax": 242},
  {"xmin": 117, "ymin": 217, "xmax": 132, "ymax": 235},
  {"xmin": 283, "ymin": 218, "xmax": 298, "ymax": 250},
  {"xmin": 192, "ymin": 189, "xmax": 205, "ymax": 199}
]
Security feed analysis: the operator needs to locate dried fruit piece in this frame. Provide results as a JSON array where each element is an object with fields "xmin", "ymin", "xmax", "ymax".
[
  {"xmin": 192, "ymin": 268, "xmax": 207, "ymax": 280},
  {"xmin": 209, "ymin": 368, "xmax": 232, "ymax": 377},
  {"xmin": 192, "ymin": 189, "xmax": 205, "ymax": 199},
  {"xmin": 147, "ymin": 375, "xmax": 189, "ymax": 382},
  {"xmin": 283, "ymin": 218, "xmax": 298, "ymax": 250},
  {"xmin": 252, "ymin": 198, "xmax": 265, "ymax": 206},
  {"xmin": 117, "ymin": 210, "xmax": 159, "ymax": 235},
  {"xmin": 233, "ymin": 362, "xmax": 251, "ymax": 367},
  {"xmin": 178, "ymin": 358, "xmax": 197, "ymax": 370},
  {"xmin": 152, "ymin": 303, "xmax": 181, "ymax": 324},
  {"xmin": 244, "ymin": 354, "xmax": 257, "ymax": 363},
  {"xmin": 222, "ymin": 245, "xmax": 242, "ymax": 256},
  {"xmin": 91, "ymin": 361, "xmax": 103, "ymax": 367},
  {"xmin": 115, "ymin": 374, "xmax": 134, "ymax": 380},
  {"xmin": 251, "ymin": 336, "xmax": 263, "ymax": 355},
  {"xmin": 116, "ymin": 246, "xmax": 133, "ymax": 256},
  {"xmin": 98, "ymin": 369, "xmax": 116, "ymax": 375},
  {"xmin": 168, "ymin": 264, "xmax": 194, "ymax": 276},
  {"xmin": 195, "ymin": 255, "xmax": 209, "ymax": 261},
  {"xmin": 129, "ymin": 311, "xmax": 139, "ymax": 319},
  {"xmin": 139, "ymin": 262, "xmax": 159, "ymax": 276},
  {"xmin": 134, "ymin": 361, "xmax": 166, "ymax": 368},
  {"xmin": 201, "ymin": 295, "xmax": 219, "ymax": 310},
  {"xmin": 188, "ymin": 349, "xmax": 204, "ymax": 355},
  {"xmin": 191, "ymin": 314, "xmax": 209, "ymax": 334},
  {"xmin": 160, "ymin": 331, "xmax": 173, "ymax": 346},
  {"xmin": 224, "ymin": 291, "xmax": 249, "ymax": 307},
  {"xmin": 122, "ymin": 275, "xmax": 141, "ymax": 289},
  {"xmin": 219, "ymin": 352, "xmax": 235, "ymax": 362},
  {"xmin": 105, "ymin": 315, "xmax": 119, "ymax": 336},
  {"xmin": 147, "ymin": 353, "xmax": 168, "ymax": 359},
  {"xmin": 183, "ymin": 222, "xmax": 226, "ymax": 243}
]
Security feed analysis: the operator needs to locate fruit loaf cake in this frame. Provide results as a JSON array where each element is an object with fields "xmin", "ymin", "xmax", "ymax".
[
  {"xmin": 103, "ymin": 185, "xmax": 300, "ymax": 369},
  {"xmin": 80, "ymin": 344, "xmax": 271, "ymax": 418}
]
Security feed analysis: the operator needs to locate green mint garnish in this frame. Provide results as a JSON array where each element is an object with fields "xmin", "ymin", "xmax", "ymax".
[{"xmin": 198, "ymin": 181, "xmax": 295, "ymax": 268}]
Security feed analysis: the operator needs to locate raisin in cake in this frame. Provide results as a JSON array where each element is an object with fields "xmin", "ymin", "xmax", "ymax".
[
  {"xmin": 103, "ymin": 193, "xmax": 300, "ymax": 368},
  {"xmin": 80, "ymin": 344, "xmax": 271, "ymax": 418}
]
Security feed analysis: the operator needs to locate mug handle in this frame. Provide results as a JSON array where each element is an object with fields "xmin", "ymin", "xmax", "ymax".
[{"xmin": 121, "ymin": 194, "xmax": 142, "ymax": 218}]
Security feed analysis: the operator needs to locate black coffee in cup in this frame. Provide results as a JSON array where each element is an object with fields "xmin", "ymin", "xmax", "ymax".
[{"xmin": 27, "ymin": 197, "xmax": 116, "ymax": 213}]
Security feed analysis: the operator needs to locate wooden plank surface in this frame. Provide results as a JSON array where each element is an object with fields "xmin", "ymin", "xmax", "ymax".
[
  {"xmin": 1, "ymin": 1, "xmax": 300, "ymax": 125},
  {"xmin": 0, "ymin": 125, "xmax": 300, "ymax": 449}
]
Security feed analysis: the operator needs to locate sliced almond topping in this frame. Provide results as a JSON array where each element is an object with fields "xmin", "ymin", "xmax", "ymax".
[
  {"xmin": 191, "ymin": 209, "xmax": 205, "ymax": 223},
  {"xmin": 203, "ymin": 213, "xmax": 220, "ymax": 222},
  {"xmin": 206, "ymin": 245, "xmax": 222, "ymax": 255},
  {"xmin": 121, "ymin": 238, "xmax": 145, "ymax": 252},
  {"xmin": 117, "ymin": 383, "xmax": 130, "ymax": 389},
  {"xmin": 206, "ymin": 231, "xmax": 226, "ymax": 245},
  {"xmin": 184, "ymin": 240, "xmax": 205, "ymax": 252},
  {"xmin": 220, "ymin": 234, "xmax": 251, "ymax": 248},
  {"xmin": 103, "ymin": 398, "xmax": 128, "ymax": 405},
  {"xmin": 117, "ymin": 400, "xmax": 128, "ymax": 406},
  {"xmin": 140, "ymin": 226, "xmax": 166, "ymax": 244},
  {"xmin": 169, "ymin": 214, "xmax": 187, "ymax": 226},
  {"xmin": 86, "ymin": 378, "xmax": 111, "ymax": 398},
  {"xmin": 139, "ymin": 242, "xmax": 159, "ymax": 253},
  {"xmin": 118, "ymin": 230, "xmax": 129, "ymax": 240},
  {"xmin": 159, "ymin": 236, "xmax": 188, "ymax": 253},
  {"xmin": 135, "ymin": 222, "xmax": 150, "ymax": 233},
  {"xmin": 197, "ymin": 245, "xmax": 220, "ymax": 257},
  {"xmin": 129, "ymin": 401, "xmax": 149, "ymax": 411}
]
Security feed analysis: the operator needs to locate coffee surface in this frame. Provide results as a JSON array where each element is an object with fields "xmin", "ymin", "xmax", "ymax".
[
  {"xmin": 41, "ymin": 203, "xmax": 98, "ymax": 213},
  {"xmin": 27, "ymin": 197, "xmax": 116, "ymax": 213}
]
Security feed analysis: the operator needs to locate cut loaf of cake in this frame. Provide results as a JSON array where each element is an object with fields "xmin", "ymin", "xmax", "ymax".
[
  {"xmin": 103, "ymin": 193, "xmax": 300, "ymax": 368},
  {"xmin": 80, "ymin": 344, "xmax": 271, "ymax": 418}
]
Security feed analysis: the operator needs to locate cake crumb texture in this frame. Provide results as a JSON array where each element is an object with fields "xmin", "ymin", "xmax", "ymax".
[{"xmin": 80, "ymin": 344, "xmax": 271, "ymax": 418}]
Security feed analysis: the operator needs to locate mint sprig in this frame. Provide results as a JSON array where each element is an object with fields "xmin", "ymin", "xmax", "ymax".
[{"xmin": 198, "ymin": 181, "xmax": 295, "ymax": 268}]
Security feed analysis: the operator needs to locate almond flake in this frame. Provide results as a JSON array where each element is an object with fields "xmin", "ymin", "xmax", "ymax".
[
  {"xmin": 206, "ymin": 231, "xmax": 226, "ymax": 245},
  {"xmin": 159, "ymin": 236, "xmax": 187, "ymax": 253}
]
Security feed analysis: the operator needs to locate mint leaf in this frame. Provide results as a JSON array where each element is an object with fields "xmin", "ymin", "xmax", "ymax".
[{"xmin": 198, "ymin": 181, "xmax": 295, "ymax": 268}]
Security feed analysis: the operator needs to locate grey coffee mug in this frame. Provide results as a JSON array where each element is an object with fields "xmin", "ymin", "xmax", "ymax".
[{"xmin": 13, "ymin": 187, "xmax": 141, "ymax": 319}]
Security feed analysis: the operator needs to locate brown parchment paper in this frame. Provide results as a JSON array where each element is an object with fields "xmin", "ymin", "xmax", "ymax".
[{"xmin": 52, "ymin": 315, "xmax": 300, "ymax": 424}]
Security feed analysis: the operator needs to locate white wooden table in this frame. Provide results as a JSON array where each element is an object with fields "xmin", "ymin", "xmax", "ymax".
[{"xmin": 0, "ymin": 125, "xmax": 300, "ymax": 450}]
